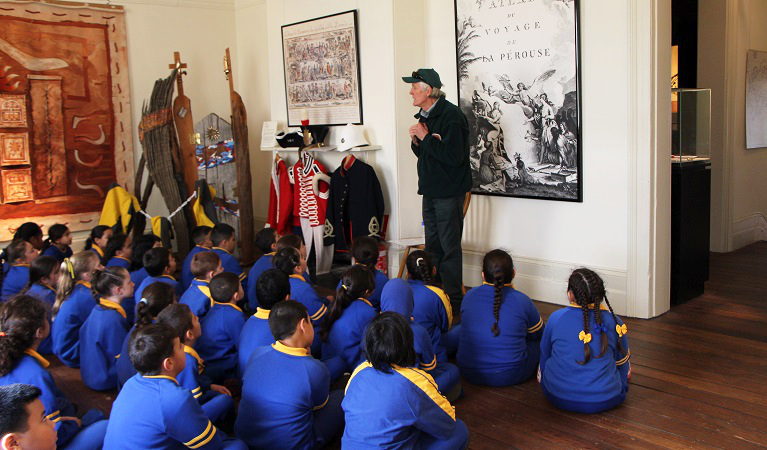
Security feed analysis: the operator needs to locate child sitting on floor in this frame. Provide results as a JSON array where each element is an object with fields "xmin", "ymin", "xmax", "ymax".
[
  {"xmin": 23, "ymin": 256, "xmax": 60, "ymax": 354},
  {"xmin": 0, "ymin": 296, "xmax": 108, "ymax": 449},
  {"xmin": 195, "ymin": 272, "xmax": 246, "ymax": 383},
  {"xmin": 0, "ymin": 384, "xmax": 58, "ymax": 450},
  {"xmin": 157, "ymin": 304, "xmax": 235, "ymax": 423},
  {"xmin": 128, "ymin": 234, "xmax": 162, "ymax": 289},
  {"xmin": 104, "ymin": 324, "xmax": 246, "ymax": 449},
  {"xmin": 337, "ymin": 236, "xmax": 388, "ymax": 311},
  {"xmin": 457, "ymin": 249, "xmax": 544, "ymax": 387},
  {"xmin": 210, "ymin": 224, "xmax": 247, "ymax": 304},
  {"xmin": 179, "ymin": 252, "xmax": 222, "ymax": 319},
  {"xmin": 83, "ymin": 226, "xmax": 112, "ymax": 266},
  {"xmin": 342, "ymin": 313, "xmax": 469, "ymax": 449},
  {"xmin": 132, "ymin": 247, "xmax": 178, "ymax": 324},
  {"xmin": 40, "ymin": 224, "xmax": 73, "ymax": 263},
  {"xmin": 181, "ymin": 226, "xmax": 213, "ymax": 291},
  {"xmin": 104, "ymin": 234, "xmax": 133, "ymax": 270},
  {"xmin": 1, "ymin": 240, "xmax": 38, "ymax": 303},
  {"xmin": 539, "ymin": 268, "xmax": 631, "ymax": 414},
  {"xmin": 79, "ymin": 267, "xmax": 132, "ymax": 391},
  {"xmin": 245, "ymin": 227, "xmax": 280, "ymax": 311},
  {"xmin": 51, "ymin": 252, "xmax": 102, "ymax": 368},
  {"xmin": 235, "ymin": 300, "xmax": 344, "ymax": 449}
]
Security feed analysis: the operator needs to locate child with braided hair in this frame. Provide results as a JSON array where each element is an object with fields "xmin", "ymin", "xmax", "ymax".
[
  {"xmin": 539, "ymin": 268, "xmax": 631, "ymax": 413},
  {"xmin": 405, "ymin": 250, "xmax": 459, "ymax": 361},
  {"xmin": 51, "ymin": 252, "xmax": 103, "ymax": 368},
  {"xmin": 23, "ymin": 257, "xmax": 61, "ymax": 354},
  {"xmin": 457, "ymin": 249, "xmax": 543, "ymax": 386},
  {"xmin": 40, "ymin": 224, "xmax": 73, "ymax": 263}
]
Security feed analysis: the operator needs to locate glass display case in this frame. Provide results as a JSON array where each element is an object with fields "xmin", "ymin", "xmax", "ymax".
[{"xmin": 672, "ymin": 88, "xmax": 711, "ymax": 162}]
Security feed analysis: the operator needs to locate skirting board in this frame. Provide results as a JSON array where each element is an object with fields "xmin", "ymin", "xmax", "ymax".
[
  {"xmin": 732, "ymin": 213, "xmax": 767, "ymax": 251},
  {"xmin": 387, "ymin": 245, "xmax": 630, "ymax": 317}
]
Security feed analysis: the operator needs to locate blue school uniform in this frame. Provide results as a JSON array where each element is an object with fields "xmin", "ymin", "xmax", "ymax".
[
  {"xmin": 131, "ymin": 274, "xmax": 180, "ymax": 324},
  {"xmin": 408, "ymin": 279, "xmax": 455, "ymax": 361},
  {"xmin": 26, "ymin": 283, "xmax": 56, "ymax": 354},
  {"xmin": 235, "ymin": 342, "xmax": 344, "ymax": 449},
  {"xmin": 88, "ymin": 245, "xmax": 106, "ymax": 265},
  {"xmin": 457, "ymin": 283, "xmax": 544, "ymax": 386},
  {"xmin": 246, "ymin": 252, "xmax": 274, "ymax": 310},
  {"xmin": 179, "ymin": 279, "xmax": 214, "ymax": 318},
  {"xmin": 322, "ymin": 298, "xmax": 376, "ymax": 373},
  {"xmin": 540, "ymin": 304, "xmax": 631, "ymax": 414},
  {"xmin": 106, "ymin": 256, "xmax": 132, "ymax": 269},
  {"xmin": 105, "ymin": 374, "xmax": 246, "ymax": 450},
  {"xmin": 336, "ymin": 268, "xmax": 389, "ymax": 311},
  {"xmin": 130, "ymin": 267, "xmax": 149, "ymax": 290},
  {"xmin": 116, "ymin": 325, "xmax": 138, "ymax": 390},
  {"xmin": 177, "ymin": 345, "xmax": 235, "ymax": 423},
  {"xmin": 380, "ymin": 279, "xmax": 460, "ymax": 395},
  {"xmin": 79, "ymin": 298, "xmax": 129, "ymax": 390},
  {"xmin": 42, "ymin": 245, "xmax": 72, "ymax": 262},
  {"xmin": 342, "ymin": 362, "xmax": 469, "ymax": 449},
  {"xmin": 212, "ymin": 247, "xmax": 248, "ymax": 301},
  {"xmin": 1, "ymin": 264, "xmax": 29, "ymax": 302},
  {"xmin": 196, "ymin": 301, "xmax": 246, "ymax": 382},
  {"xmin": 289, "ymin": 275, "xmax": 328, "ymax": 326},
  {"xmin": 0, "ymin": 349, "xmax": 108, "ymax": 449},
  {"xmin": 52, "ymin": 281, "xmax": 96, "ymax": 368},
  {"xmin": 237, "ymin": 308, "xmax": 274, "ymax": 377},
  {"xmin": 181, "ymin": 245, "xmax": 210, "ymax": 291}
]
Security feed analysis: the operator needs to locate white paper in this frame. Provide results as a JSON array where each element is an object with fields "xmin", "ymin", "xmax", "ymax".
[{"xmin": 261, "ymin": 121, "xmax": 278, "ymax": 149}]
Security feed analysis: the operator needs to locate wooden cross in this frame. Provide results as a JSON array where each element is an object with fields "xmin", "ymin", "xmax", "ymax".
[{"xmin": 168, "ymin": 51, "xmax": 188, "ymax": 96}]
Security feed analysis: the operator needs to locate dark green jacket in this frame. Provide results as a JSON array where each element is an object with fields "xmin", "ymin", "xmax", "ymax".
[{"xmin": 410, "ymin": 96, "xmax": 472, "ymax": 198}]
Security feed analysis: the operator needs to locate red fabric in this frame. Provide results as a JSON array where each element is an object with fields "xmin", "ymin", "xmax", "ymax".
[
  {"xmin": 267, "ymin": 158, "xmax": 293, "ymax": 235},
  {"xmin": 289, "ymin": 154, "xmax": 328, "ymax": 228}
]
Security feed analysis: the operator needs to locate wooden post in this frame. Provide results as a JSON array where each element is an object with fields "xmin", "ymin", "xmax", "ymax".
[
  {"xmin": 168, "ymin": 51, "xmax": 198, "ymax": 206},
  {"xmin": 224, "ymin": 48, "xmax": 256, "ymax": 265}
]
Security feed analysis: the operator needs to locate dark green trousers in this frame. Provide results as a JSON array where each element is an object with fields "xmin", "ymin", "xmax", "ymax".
[{"xmin": 423, "ymin": 195, "xmax": 465, "ymax": 310}]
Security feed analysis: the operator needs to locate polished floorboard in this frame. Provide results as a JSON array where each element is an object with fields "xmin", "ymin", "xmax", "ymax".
[{"xmin": 49, "ymin": 242, "xmax": 767, "ymax": 448}]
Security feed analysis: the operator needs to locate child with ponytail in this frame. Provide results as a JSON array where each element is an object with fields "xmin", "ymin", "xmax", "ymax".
[
  {"xmin": 273, "ymin": 247, "xmax": 328, "ymax": 329},
  {"xmin": 116, "ymin": 282, "xmax": 177, "ymax": 389},
  {"xmin": 1, "ymin": 239, "xmax": 39, "ymax": 303},
  {"xmin": 0, "ymin": 295, "xmax": 108, "ymax": 449},
  {"xmin": 104, "ymin": 234, "xmax": 133, "ymax": 270},
  {"xmin": 157, "ymin": 303, "xmax": 235, "ymax": 423},
  {"xmin": 321, "ymin": 265, "xmax": 377, "ymax": 375},
  {"xmin": 457, "ymin": 249, "xmax": 543, "ymax": 387},
  {"xmin": 405, "ymin": 250, "xmax": 459, "ymax": 361},
  {"xmin": 40, "ymin": 224, "xmax": 73, "ymax": 262},
  {"xmin": 539, "ymin": 268, "xmax": 631, "ymax": 413},
  {"xmin": 78, "ymin": 267, "xmax": 132, "ymax": 390},
  {"xmin": 128, "ymin": 234, "xmax": 162, "ymax": 288},
  {"xmin": 24, "ymin": 256, "xmax": 61, "ymax": 354},
  {"xmin": 51, "ymin": 252, "xmax": 102, "ymax": 368},
  {"xmin": 83, "ymin": 225, "xmax": 113, "ymax": 265}
]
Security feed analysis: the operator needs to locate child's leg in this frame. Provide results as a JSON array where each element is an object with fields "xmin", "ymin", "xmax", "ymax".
[
  {"xmin": 441, "ymin": 324, "xmax": 460, "ymax": 356},
  {"xmin": 416, "ymin": 418, "xmax": 469, "ymax": 450},
  {"xmin": 429, "ymin": 362, "xmax": 461, "ymax": 400},
  {"xmin": 312, "ymin": 390, "xmax": 344, "ymax": 448},
  {"xmin": 199, "ymin": 390, "xmax": 235, "ymax": 424},
  {"xmin": 61, "ymin": 419, "xmax": 108, "ymax": 450}
]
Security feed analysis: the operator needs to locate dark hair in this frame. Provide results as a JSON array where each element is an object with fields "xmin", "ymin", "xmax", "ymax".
[
  {"xmin": 157, "ymin": 304, "xmax": 194, "ymax": 342},
  {"xmin": 104, "ymin": 234, "xmax": 130, "ymax": 263},
  {"xmin": 6, "ymin": 239, "xmax": 30, "ymax": 264},
  {"xmin": 363, "ymin": 312, "xmax": 417, "ymax": 373},
  {"xmin": 143, "ymin": 247, "xmax": 171, "ymax": 277},
  {"xmin": 135, "ymin": 282, "xmax": 176, "ymax": 331},
  {"xmin": 131, "ymin": 234, "xmax": 162, "ymax": 271},
  {"xmin": 190, "ymin": 252, "xmax": 220, "ymax": 278},
  {"xmin": 128, "ymin": 323, "xmax": 177, "ymax": 375},
  {"xmin": 0, "ymin": 296, "xmax": 48, "ymax": 376},
  {"xmin": 272, "ymin": 247, "xmax": 301, "ymax": 276},
  {"xmin": 321, "ymin": 265, "xmax": 374, "ymax": 341},
  {"xmin": 351, "ymin": 236, "xmax": 379, "ymax": 268},
  {"xmin": 191, "ymin": 226, "xmax": 213, "ymax": 246},
  {"xmin": 567, "ymin": 268, "xmax": 627, "ymax": 365},
  {"xmin": 255, "ymin": 228, "xmax": 278, "ymax": 254},
  {"xmin": 275, "ymin": 234, "xmax": 303, "ymax": 252},
  {"xmin": 256, "ymin": 269, "xmax": 290, "ymax": 310},
  {"xmin": 210, "ymin": 224, "xmax": 235, "ymax": 247},
  {"xmin": 92, "ymin": 267, "xmax": 129, "ymax": 299},
  {"xmin": 84, "ymin": 225, "xmax": 111, "ymax": 251},
  {"xmin": 13, "ymin": 223, "xmax": 43, "ymax": 244},
  {"xmin": 209, "ymin": 272, "xmax": 239, "ymax": 303},
  {"xmin": 406, "ymin": 250, "xmax": 435, "ymax": 285},
  {"xmin": 269, "ymin": 300, "xmax": 309, "ymax": 341},
  {"xmin": 482, "ymin": 249, "xmax": 515, "ymax": 337},
  {"xmin": 41, "ymin": 224, "xmax": 69, "ymax": 254},
  {"xmin": 25, "ymin": 256, "xmax": 59, "ymax": 292},
  {"xmin": 0, "ymin": 384, "xmax": 43, "ymax": 436}
]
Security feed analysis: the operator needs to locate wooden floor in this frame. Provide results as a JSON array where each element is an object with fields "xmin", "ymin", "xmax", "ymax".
[{"xmin": 49, "ymin": 242, "xmax": 767, "ymax": 448}]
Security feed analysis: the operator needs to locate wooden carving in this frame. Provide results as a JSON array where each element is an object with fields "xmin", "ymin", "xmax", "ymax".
[
  {"xmin": 0, "ymin": 95, "xmax": 26, "ymax": 128},
  {"xmin": 0, "ymin": 132, "xmax": 29, "ymax": 166},
  {"xmin": 1, "ymin": 167, "xmax": 33, "ymax": 203}
]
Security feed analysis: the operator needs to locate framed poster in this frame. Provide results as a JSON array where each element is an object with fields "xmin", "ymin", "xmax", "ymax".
[
  {"xmin": 455, "ymin": 0, "xmax": 583, "ymax": 201},
  {"xmin": 281, "ymin": 10, "xmax": 363, "ymax": 127},
  {"xmin": 746, "ymin": 50, "xmax": 767, "ymax": 149}
]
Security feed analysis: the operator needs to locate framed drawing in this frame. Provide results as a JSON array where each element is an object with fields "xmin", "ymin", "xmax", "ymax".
[
  {"xmin": 1, "ymin": 168, "xmax": 33, "ymax": 203},
  {"xmin": 455, "ymin": 0, "xmax": 583, "ymax": 201},
  {"xmin": 0, "ymin": 132, "xmax": 30, "ymax": 166},
  {"xmin": 746, "ymin": 50, "xmax": 767, "ymax": 149},
  {"xmin": 281, "ymin": 10, "xmax": 363, "ymax": 127},
  {"xmin": 0, "ymin": 95, "xmax": 27, "ymax": 128}
]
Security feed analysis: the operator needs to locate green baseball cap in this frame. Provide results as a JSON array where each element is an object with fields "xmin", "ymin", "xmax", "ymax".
[{"xmin": 402, "ymin": 68, "xmax": 443, "ymax": 88}]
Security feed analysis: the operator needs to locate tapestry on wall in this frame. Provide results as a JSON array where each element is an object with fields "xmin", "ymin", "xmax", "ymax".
[
  {"xmin": 0, "ymin": 0, "xmax": 133, "ymax": 240},
  {"xmin": 455, "ymin": 0, "xmax": 583, "ymax": 201},
  {"xmin": 746, "ymin": 50, "xmax": 767, "ymax": 150}
]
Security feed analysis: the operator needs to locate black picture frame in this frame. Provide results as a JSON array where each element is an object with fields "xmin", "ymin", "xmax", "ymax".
[
  {"xmin": 281, "ymin": 10, "xmax": 364, "ymax": 127},
  {"xmin": 454, "ymin": 0, "xmax": 583, "ymax": 202}
]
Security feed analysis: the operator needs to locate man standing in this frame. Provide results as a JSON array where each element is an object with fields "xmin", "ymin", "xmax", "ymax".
[{"xmin": 403, "ymin": 68, "xmax": 472, "ymax": 310}]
